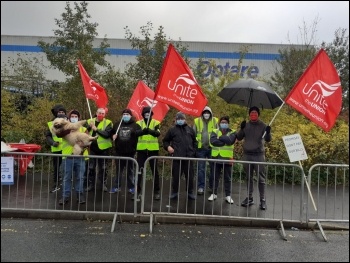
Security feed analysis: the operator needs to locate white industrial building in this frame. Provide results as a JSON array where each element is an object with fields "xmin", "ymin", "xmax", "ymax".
[{"xmin": 1, "ymin": 35, "xmax": 295, "ymax": 82}]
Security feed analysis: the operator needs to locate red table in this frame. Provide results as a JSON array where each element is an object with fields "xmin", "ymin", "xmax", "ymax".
[{"xmin": 6, "ymin": 143, "xmax": 41, "ymax": 176}]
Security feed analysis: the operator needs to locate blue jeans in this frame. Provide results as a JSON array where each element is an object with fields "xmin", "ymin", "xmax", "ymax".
[
  {"xmin": 62, "ymin": 157, "xmax": 85, "ymax": 198},
  {"xmin": 196, "ymin": 148, "xmax": 212, "ymax": 189}
]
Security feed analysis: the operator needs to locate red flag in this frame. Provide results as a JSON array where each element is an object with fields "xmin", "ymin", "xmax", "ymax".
[
  {"xmin": 127, "ymin": 81, "xmax": 170, "ymax": 122},
  {"xmin": 77, "ymin": 60, "xmax": 108, "ymax": 108},
  {"xmin": 154, "ymin": 44, "xmax": 208, "ymax": 117},
  {"xmin": 285, "ymin": 49, "xmax": 342, "ymax": 132}
]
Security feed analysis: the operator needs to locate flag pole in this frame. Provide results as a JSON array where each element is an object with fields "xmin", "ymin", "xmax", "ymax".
[
  {"xmin": 299, "ymin": 160, "xmax": 317, "ymax": 211},
  {"xmin": 86, "ymin": 98, "xmax": 93, "ymax": 119},
  {"xmin": 114, "ymin": 117, "xmax": 123, "ymax": 136},
  {"xmin": 262, "ymin": 93, "xmax": 285, "ymax": 138}
]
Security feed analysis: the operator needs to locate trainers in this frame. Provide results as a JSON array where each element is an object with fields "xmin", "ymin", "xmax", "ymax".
[
  {"xmin": 197, "ymin": 188, "xmax": 204, "ymax": 195},
  {"xmin": 241, "ymin": 197, "xmax": 254, "ymax": 207},
  {"xmin": 225, "ymin": 196, "xmax": 234, "ymax": 204},
  {"xmin": 260, "ymin": 199, "xmax": 267, "ymax": 210},
  {"xmin": 50, "ymin": 185, "xmax": 60, "ymax": 193},
  {"xmin": 154, "ymin": 192, "xmax": 161, "ymax": 200},
  {"xmin": 77, "ymin": 194, "xmax": 86, "ymax": 204},
  {"xmin": 109, "ymin": 187, "xmax": 121, "ymax": 194},
  {"xmin": 58, "ymin": 197, "xmax": 69, "ymax": 205},
  {"xmin": 128, "ymin": 188, "xmax": 135, "ymax": 194},
  {"xmin": 169, "ymin": 192, "xmax": 178, "ymax": 199},
  {"xmin": 188, "ymin": 193, "xmax": 196, "ymax": 200},
  {"xmin": 208, "ymin": 194, "xmax": 217, "ymax": 201}
]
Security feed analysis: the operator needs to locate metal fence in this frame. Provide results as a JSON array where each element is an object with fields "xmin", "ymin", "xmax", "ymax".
[{"xmin": 1, "ymin": 152, "xmax": 348, "ymax": 238}]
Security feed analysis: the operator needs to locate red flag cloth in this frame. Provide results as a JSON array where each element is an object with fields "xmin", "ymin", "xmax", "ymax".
[
  {"xmin": 77, "ymin": 60, "xmax": 108, "ymax": 108},
  {"xmin": 154, "ymin": 44, "xmax": 208, "ymax": 117},
  {"xmin": 127, "ymin": 80, "xmax": 170, "ymax": 122},
  {"xmin": 285, "ymin": 49, "xmax": 342, "ymax": 132}
]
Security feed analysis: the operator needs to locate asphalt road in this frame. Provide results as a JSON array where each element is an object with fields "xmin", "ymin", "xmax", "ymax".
[{"xmin": 1, "ymin": 218, "xmax": 349, "ymax": 262}]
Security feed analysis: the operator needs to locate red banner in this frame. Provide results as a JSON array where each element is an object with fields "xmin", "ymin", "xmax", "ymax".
[
  {"xmin": 154, "ymin": 44, "xmax": 208, "ymax": 117},
  {"xmin": 127, "ymin": 81, "xmax": 169, "ymax": 122},
  {"xmin": 285, "ymin": 49, "xmax": 342, "ymax": 132},
  {"xmin": 77, "ymin": 60, "xmax": 108, "ymax": 108}
]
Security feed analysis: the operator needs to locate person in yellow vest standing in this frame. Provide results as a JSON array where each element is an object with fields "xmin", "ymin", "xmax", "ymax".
[
  {"xmin": 208, "ymin": 116, "xmax": 236, "ymax": 204},
  {"xmin": 86, "ymin": 108, "xmax": 113, "ymax": 192},
  {"xmin": 45, "ymin": 104, "xmax": 67, "ymax": 193},
  {"xmin": 193, "ymin": 106, "xmax": 218, "ymax": 195},
  {"xmin": 59, "ymin": 109, "xmax": 89, "ymax": 205},
  {"xmin": 136, "ymin": 106, "xmax": 161, "ymax": 200}
]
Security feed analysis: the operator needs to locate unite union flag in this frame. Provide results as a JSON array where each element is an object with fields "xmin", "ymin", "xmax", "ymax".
[
  {"xmin": 78, "ymin": 60, "xmax": 108, "ymax": 108},
  {"xmin": 154, "ymin": 44, "xmax": 208, "ymax": 117},
  {"xmin": 285, "ymin": 49, "xmax": 342, "ymax": 132}
]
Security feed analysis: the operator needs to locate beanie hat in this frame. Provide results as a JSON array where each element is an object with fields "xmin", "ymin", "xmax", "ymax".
[
  {"xmin": 175, "ymin": 112, "xmax": 186, "ymax": 119},
  {"xmin": 219, "ymin": 116, "xmax": 230, "ymax": 123},
  {"xmin": 122, "ymin": 109, "xmax": 132, "ymax": 115},
  {"xmin": 249, "ymin": 106, "xmax": 260, "ymax": 116},
  {"xmin": 51, "ymin": 104, "xmax": 66, "ymax": 117},
  {"xmin": 68, "ymin": 109, "xmax": 80, "ymax": 119},
  {"xmin": 142, "ymin": 106, "xmax": 153, "ymax": 117}
]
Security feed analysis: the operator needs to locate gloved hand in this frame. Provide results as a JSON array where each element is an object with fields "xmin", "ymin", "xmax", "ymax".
[
  {"xmin": 142, "ymin": 128, "xmax": 150, "ymax": 135},
  {"xmin": 265, "ymin": 126, "xmax": 271, "ymax": 134},
  {"xmin": 240, "ymin": 120, "xmax": 246, "ymax": 130},
  {"xmin": 52, "ymin": 142, "xmax": 59, "ymax": 147},
  {"xmin": 148, "ymin": 129, "xmax": 158, "ymax": 136},
  {"xmin": 219, "ymin": 135, "xmax": 232, "ymax": 145}
]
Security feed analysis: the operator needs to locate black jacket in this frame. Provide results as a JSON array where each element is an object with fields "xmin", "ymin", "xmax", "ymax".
[
  {"xmin": 162, "ymin": 123, "xmax": 197, "ymax": 157},
  {"xmin": 112, "ymin": 118, "xmax": 142, "ymax": 155}
]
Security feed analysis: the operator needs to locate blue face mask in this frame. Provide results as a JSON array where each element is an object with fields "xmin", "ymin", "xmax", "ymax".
[
  {"xmin": 220, "ymin": 123, "xmax": 229, "ymax": 129},
  {"xmin": 122, "ymin": 115, "xmax": 131, "ymax": 122},
  {"xmin": 176, "ymin": 119, "xmax": 185, "ymax": 126}
]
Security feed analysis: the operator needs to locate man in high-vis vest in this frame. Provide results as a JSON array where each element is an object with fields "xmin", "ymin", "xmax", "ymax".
[
  {"xmin": 59, "ymin": 109, "xmax": 88, "ymax": 205},
  {"xmin": 86, "ymin": 108, "xmax": 113, "ymax": 192},
  {"xmin": 208, "ymin": 116, "xmax": 236, "ymax": 204},
  {"xmin": 45, "ymin": 104, "xmax": 66, "ymax": 193},
  {"xmin": 193, "ymin": 106, "xmax": 218, "ymax": 195},
  {"xmin": 136, "ymin": 106, "xmax": 161, "ymax": 200}
]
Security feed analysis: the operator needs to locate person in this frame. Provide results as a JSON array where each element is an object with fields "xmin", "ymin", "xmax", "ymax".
[
  {"xmin": 193, "ymin": 106, "xmax": 218, "ymax": 195},
  {"xmin": 58, "ymin": 109, "xmax": 88, "ymax": 205},
  {"xmin": 236, "ymin": 106, "xmax": 271, "ymax": 210},
  {"xmin": 208, "ymin": 116, "xmax": 236, "ymax": 204},
  {"xmin": 45, "ymin": 104, "xmax": 66, "ymax": 193},
  {"xmin": 109, "ymin": 109, "xmax": 143, "ymax": 196},
  {"xmin": 85, "ymin": 108, "xmax": 113, "ymax": 192},
  {"xmin": 162, "ymin": 112, "xmax": 197, "ymax": 200},
  {"xmin": 136, "ymin": 106, "xmax": 161, "ymax": 200}
]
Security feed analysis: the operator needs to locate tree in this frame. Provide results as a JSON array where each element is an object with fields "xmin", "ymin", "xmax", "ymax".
[
  {"xmin": 124, "ymin": 21, "xmax": 189, "ymax": 90},
  {"xmin": 321, "ymin": 28, "xmax": 349, "ymax": 113},
  {"xmin": 37, "ymin": 1, "xmax": 111, "ymax": 113}
]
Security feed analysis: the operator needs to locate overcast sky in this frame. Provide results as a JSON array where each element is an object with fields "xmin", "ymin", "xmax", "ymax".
[{"xmin": 1, "ymin": 1, "xmax": 349, "ymax": 45}]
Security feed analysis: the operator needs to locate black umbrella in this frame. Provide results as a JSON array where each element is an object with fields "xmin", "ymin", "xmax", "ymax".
[{"xmin": 217, "ymin": 79, "xmax": 283, "ymax": 110}]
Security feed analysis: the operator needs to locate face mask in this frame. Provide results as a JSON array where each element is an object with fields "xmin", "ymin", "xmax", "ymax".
[
  {"xmin": 97, "ymin": 115, "xmax": 104, "ymax": 121},
  {"xmin": 57, "ymin": 113, "xmax": 66, "ymax": 119},
  {"xmin": 249, "ymin": 112, "xmax": 259, "ymax": 122},
  {"xmin": 123, "ymin": 115, "xmax": 131, "ymax": 122},
  {"xmin": 70, "ymin": 117, "xmax": 78, "ymax": 123},
  {"xmin": 220, "ymin": 123, "xmax": 229, "ymax": 129},
  {"xmin": 144, "ymin": 113, "xmax": 150, "ymax": 119},
  {"xmin": 203, "ymin": 113, "xmax": 210, "ymax": 120},
  {"xmin": 176, "ymin": 119, "xmax": 185, "ymax": 126}
]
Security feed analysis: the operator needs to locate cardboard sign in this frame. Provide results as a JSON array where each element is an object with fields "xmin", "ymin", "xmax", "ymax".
[
  {"xmin": 282, "ymin": 134, "xmax": 308, "ymax": 162},
  {"xmin": 1, "ymin": 157, "xmax": 14, "ymax": 185}
]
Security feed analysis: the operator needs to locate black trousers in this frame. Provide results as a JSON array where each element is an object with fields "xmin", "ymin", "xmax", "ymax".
[
  {"xmin": 171, "ymin": 159, "xmax": 194, "ymax": 194},
  {"xmin": 136, "ymin": 150, "xmax": 160, "ymax": 194}
]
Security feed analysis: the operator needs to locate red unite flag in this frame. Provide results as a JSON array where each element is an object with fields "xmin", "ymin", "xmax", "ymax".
[
  {"xmin": 154, "ymin": 44, "xmax": 208, "ymax": 117},
  {"xmin": 285, "ymin": 49, "xmax": 342, "ymax": 132},
  {"xmin": 127, "ymin": 81, "xmax": 170, "ymax": 122},
  {"xmin": 78, "ymin": 60, "xmax": 108, "ymax": 108}
]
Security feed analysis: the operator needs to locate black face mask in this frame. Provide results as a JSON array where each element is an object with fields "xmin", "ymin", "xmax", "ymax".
[{"xmin": 57, "ymin": 114, "xmax": 66, "ymax": 119}]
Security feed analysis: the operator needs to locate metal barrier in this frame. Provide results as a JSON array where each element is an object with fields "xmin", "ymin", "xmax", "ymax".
[
  {"xmin": 1, "ymin": 152, "xmax": 348, "ymax": 239},
  {"xmin": 1, "ymin": 151, "xmax": 139, "ymax": 232},
  {"xmin": 306, "ymin": 163, "xmax": 349, "ymax": 241}
]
